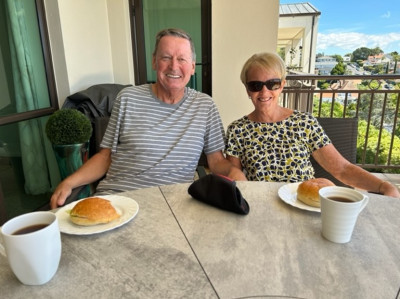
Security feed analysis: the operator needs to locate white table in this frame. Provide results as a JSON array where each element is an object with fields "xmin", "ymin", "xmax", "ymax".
[
  {"xmin": 162, "ymin": 181, "xmax": 400, "ymax": 298},
  {"xmin": 1, "ymin": 181, "xmax": 400, "ymax": 298},
  {"xmin": 1, "ymin": 186, "xmax": 216, "ymax": 298}
]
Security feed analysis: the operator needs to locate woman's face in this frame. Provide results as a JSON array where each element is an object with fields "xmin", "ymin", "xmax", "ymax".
[{"xmin": 245, "ymin": 66, "xmax": 285, "ymax": 111}]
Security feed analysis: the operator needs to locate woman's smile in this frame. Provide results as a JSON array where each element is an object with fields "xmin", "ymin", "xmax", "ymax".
[{"xmin": 257, "ymin": 96, "xmax": 273, "ymax": 102}]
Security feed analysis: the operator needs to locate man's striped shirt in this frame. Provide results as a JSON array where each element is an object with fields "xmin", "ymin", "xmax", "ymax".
[{"xmin": 96, "ymin": 84, "xmax": 225, "ymax": 193}]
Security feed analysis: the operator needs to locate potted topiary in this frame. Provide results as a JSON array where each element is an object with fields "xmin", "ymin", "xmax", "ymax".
[
  {"xmin": 46, "ymin": 109, "xmax": 93, "ymax": 198},
  {"xmin": 46, "ymin": 108, "xmax": 92, "ymax": 146}
]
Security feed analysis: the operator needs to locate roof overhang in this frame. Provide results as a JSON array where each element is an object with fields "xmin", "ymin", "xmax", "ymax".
[{"xmin": 277, "ymin": 27, "xmax": 304, "ymax": 47}]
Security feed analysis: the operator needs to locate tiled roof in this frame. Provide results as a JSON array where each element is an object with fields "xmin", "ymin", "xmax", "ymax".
[{"xmin": 280, "ymin": 2, "xmax": 321, "ymax": 16}]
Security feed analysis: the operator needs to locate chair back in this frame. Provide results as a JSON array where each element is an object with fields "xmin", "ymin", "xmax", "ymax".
[
  {"xmin": 310, "ymin": 117, "xmax": 358, "ymax": 186},
  {"xmin": 94, "ymin": 116, "xmax": 110, "ymax": 154}
]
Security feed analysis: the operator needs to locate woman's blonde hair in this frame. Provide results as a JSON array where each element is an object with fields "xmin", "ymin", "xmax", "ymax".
[{"xmin": 240, "ymin": 52, "xmax": 286, "ymax": 84}]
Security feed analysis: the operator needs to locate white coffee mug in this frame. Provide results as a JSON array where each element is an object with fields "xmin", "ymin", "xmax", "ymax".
[
  {"xmin": 320, "ymin": 186, "xmax": 369, "ymax": 244},
  {"xmin": 0, "ymin": 211, "xmax": 61, "ymax": 285}
]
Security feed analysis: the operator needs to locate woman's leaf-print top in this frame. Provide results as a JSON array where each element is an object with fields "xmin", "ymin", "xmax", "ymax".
[{"xmin": 225, "ymin": 110, "xmax": 331, "ymax": 182}]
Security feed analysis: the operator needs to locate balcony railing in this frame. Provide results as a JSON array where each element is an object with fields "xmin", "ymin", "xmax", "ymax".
[{"xmin": 281, "ymin": 74, "xmax": 400, "ymax": 172}]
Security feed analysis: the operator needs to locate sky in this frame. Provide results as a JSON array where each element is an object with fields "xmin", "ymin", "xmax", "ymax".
[{"xmin": 279, "ymin": 0, "xmax": 400, "ymax": 56}]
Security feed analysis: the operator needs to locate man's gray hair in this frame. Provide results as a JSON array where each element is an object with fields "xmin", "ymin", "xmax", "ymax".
[{"xmin": 153, "ymin": 28, "xmax": 196, "ymax": 61}]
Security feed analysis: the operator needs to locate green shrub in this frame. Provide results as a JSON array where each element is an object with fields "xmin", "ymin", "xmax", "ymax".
[{"xmin": 45, "ymin": 109, "xmax": 92, "ymax": 145}]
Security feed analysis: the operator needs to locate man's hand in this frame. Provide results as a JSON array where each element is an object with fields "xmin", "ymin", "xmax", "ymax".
[{"xmin": 50, "ymin": 181, "xmax": 74, "ymax": 209}]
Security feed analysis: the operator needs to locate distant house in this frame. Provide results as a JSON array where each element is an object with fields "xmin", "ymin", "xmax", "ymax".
[
  {"xmin": 384, "ymin": 54, "xmax": 393, "ymax": 61},
  {"xmin": 367, "ymin": 53, "xmax": 384, "ymax": 64},
  {"xmin": 363, "ymin": 53, "xmax": 394, "ymax": 72},
  {"xmin": 381, "ymin": 54, "xmax": 392, "ymax": 65},
  {"xmin": 278, "ymin": 2, "xmax": 320, "ymax": 74},
  {"xmin": 315, "ymin": 56, "xmax": 337, "ymax": 75},
  {"xmin": 382, "ymin": 54, "xmax": 400, "ymax": 73}
]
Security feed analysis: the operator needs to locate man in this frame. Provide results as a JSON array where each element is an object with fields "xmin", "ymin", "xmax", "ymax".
[{"xmin": 50, "ymin": 28, "xmax": 246, "ymax": 209}]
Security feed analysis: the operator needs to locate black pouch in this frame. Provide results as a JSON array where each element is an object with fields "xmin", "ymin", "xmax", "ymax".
[{"xmin": 188, "ymin": 174, "xmax": 250, "ymax": 215}]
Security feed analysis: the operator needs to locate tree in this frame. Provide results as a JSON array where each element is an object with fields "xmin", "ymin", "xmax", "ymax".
[
  {"xmin": 317, "ymin": 80, "xmax": 330, "ymax": 89},
  {"xmin": 390, "ymin": 51, "xmax": 400, "ymax": 73},
  {"xmin": 332, "ymin": 54, "xmax": 343, "ymax": 63},
  {"xmin": 313, "ymin": 100, "xmax": 400, "ymax": 172},
  {"xmin": 278, "ymin": 48, "xmax": 285, "ymax": 61},
  {"xmin": 313, "ymin": 101, "xmax": 345, "ymax": 118},
  {"xmin": 363, "ymin": 64, "xmax": 385, "ymax": 74},
  {"xmin": 389, "ymin": 51, "xmax": 399, "ymax": 62},
  {"xmin": 357, "ymin": 119, "xmax": 400, "ymax": 171},
  {"xmin": 330, "ymin": 62, "xmax": 346, "ymax": 75},
  {"xmin": 370, "ymin": 47, "xmax": 383, "ymax": 55},
  {"xmin": 352, "ymin": 47, "xmax": 372, "ymax": 61}
]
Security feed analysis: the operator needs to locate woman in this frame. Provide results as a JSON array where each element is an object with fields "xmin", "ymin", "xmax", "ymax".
[{"xmin": 225, "ymin": 52, "xmax": 400, "ymax": 198}]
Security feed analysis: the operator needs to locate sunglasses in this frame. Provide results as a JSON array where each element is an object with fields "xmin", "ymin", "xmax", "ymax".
[{"xmin": 246, "ymin": 78, "xmax": 282, "ymax": 92}]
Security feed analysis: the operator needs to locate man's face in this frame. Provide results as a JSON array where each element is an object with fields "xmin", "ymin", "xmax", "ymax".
[{"xmin": 152, "ymin": 35, "xmax": 195, "ymax": 93}]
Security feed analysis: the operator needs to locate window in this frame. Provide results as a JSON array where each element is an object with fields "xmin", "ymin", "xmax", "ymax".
[
  {"xmin": 0, "ymin": 0, "xmax": 58, "ymax": 224},
  {"xmin": 129, "ymin": 0, "xmax": 212, "ymax": 95}
]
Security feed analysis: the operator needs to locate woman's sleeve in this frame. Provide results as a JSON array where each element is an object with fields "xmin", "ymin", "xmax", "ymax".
[
  {"xmin": 308, "ymin": 116, "xmax": 331, "ymax": 152},
  {"xmin": 225, "ymin": 123, "xmax": 243, "ymax": 158}
]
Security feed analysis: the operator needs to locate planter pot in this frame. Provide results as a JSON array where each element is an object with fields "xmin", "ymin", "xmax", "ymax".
[{"xmin": 52, "ymin": 142, "xmax": 90, "ymax": 199}]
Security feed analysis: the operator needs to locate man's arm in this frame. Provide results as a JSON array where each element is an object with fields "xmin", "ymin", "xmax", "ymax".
[
  {"xmin": 206, "ymin": 151, "xmax": 247, "ymax": 181},
  {"xmin": 50, "ymin": 148, "xmax": 112, "ymax": 208}
]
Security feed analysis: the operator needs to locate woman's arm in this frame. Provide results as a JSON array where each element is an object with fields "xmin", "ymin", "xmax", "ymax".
[{"xmin": 312, "ymin": 144, "xmax": 400, "ymax": 198}]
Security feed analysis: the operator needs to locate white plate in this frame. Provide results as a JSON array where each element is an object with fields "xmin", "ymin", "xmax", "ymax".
[
  {"xmin": 278, "ymin": 183, "xmax": 320, "ymax": 213},
  {"xmin": 55, "ymin": 195, "xmax": 139, "ymax": 235}
]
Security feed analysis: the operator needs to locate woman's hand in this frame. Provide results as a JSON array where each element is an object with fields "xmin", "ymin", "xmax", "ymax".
[{"xmin": 378, "ymin": 181, "xmax": 400, "ymax": 198}]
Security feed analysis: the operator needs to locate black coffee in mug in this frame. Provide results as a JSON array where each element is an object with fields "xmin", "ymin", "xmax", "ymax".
[
  {"xmin": 12, "ymin": 224, "xmax": 49, "ymax": 235},
  {"xmin": 327, "ymin": 196, "xmax": 354, "ymax": 203}
]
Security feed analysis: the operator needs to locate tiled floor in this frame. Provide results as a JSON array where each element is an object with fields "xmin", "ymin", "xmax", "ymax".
[{"xmin": 0, "ymin": 158, "xmax": 50, "ymax": 225}]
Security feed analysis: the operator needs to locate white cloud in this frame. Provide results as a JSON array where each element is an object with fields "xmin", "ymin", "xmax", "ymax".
[
  {"xmin": 317, "ymin": 32, "xmax": 400, "ymax": 54},
  {"xmin": 381, "ymin": 11, "xmax": 391, "ymax": 18}
]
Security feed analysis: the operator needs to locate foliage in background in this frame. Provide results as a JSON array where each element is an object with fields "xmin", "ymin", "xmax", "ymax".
[
  {"xmin": 313, "ymin": 99, "xmax": 400, "ymax": 173},
  {"xmin": 363, "ymin": 64, "xmax": 385, "ymax": 74},
  {"xmin": 357, "ymin": 119, "xmax": 400, "ymax": 170},
  {"xmin": 317, "ymin": 80, "xmax": 330, "ymax": 90},
  {"xmin": 351, "ymin": 46, "xmax": 383, "ymax": 62},
  {"xmin": 330, "ymin": 62, "xmax": 346, "ymax": 75}
]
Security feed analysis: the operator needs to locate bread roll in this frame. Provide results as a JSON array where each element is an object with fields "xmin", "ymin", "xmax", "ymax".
[
  {"xmin": 70, "ymin": 197, "xmax": 120, "ymax": 226},
  {"xmin": 297, "ymin": 178, "xmax": 335, "ymax": 207}
]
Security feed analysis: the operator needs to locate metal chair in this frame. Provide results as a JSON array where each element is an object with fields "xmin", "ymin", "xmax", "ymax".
[{"xmin": 311, "ymin": 117, "xmax": 358, "ymax": 187}]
